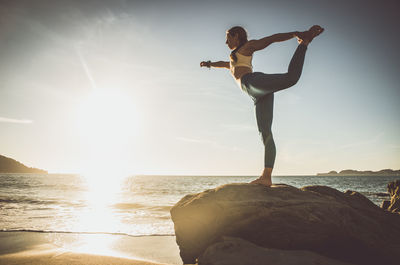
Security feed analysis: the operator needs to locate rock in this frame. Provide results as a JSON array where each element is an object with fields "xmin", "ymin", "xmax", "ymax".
[
  {"xmin": 198, "ymin": 236, "xmax": 355, "ymax": 265},
  {"xmin": 170, "ymin": 183, "xmax": 400, "ymax": 265},
  {"xmin": 387, "ymin": 180, "xmax": 400, "ymax": 213}
]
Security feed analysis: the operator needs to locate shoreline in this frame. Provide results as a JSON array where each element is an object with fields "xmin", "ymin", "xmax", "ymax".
[{"xmin": 0, "ymin": 231, "xmax": 182, "ymax": 265}]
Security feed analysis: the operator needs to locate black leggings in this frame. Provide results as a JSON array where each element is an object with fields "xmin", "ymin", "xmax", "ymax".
[{"xmin": 240, "ymin": 43, "xmax": 307, "ymax": 168}]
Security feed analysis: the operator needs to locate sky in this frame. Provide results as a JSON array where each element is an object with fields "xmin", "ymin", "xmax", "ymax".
[{"xmin": 0, "ymin": 0, "xmax": 399, "ymax": 176}]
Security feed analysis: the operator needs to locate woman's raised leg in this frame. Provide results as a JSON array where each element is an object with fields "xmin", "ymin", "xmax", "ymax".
[{"xmin": 242, "ymin": 43, "xmax": 308, "ymax": 104}]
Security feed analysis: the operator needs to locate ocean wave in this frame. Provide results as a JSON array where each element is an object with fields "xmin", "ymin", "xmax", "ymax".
[
  {"xmin": 0, "ymin": 196, "xmax": 57, "ymax": 205},
  {"xmin": 112, "ymin": 202, "xmax": 147, "ymax": 210},
  {"xmin": 149, "ymin": 205, "xmax": 173, "ymax": 211},
  {"xmin": 360, "ymin": 191, "xmax": 390, "ymax": 197},
  {"xmin": 0, "ymin": 229, "xmax": 174, "ymax": 237},
  {"xmin": 0, "ymin": 196, "xmax": 85, "ymax": 207},
  {"xmin": 112, "ymin": 202, "xmax": 172, "ymax": 212}
]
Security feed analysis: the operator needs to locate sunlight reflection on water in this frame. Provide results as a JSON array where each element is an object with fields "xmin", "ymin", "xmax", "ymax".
[{"xmin": 0, "ymin": 174, "xmax": 396, "ymax": 237}]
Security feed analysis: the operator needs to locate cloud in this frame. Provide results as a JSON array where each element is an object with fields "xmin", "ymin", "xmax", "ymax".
[{"xmin": 0, "ymin": 117, "xmax": 33, "ymax": 124}]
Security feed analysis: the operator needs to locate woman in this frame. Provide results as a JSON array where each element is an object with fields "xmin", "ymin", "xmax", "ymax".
[{"xmin": 200, "ymin": 25, "xmax": 324, "ymax": 187}]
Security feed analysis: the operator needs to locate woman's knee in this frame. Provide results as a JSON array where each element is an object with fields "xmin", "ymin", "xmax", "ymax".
[
  {"xmin": 273, "ymin": 73, "xmax": 299, "ymax": 92},
  {"xmin": 286, "ymin": 72, "xmax": 300, "ymax": 87},
  {"xmin": 261, "ymin": 131, "xmax": 273, "ymax": 145}
]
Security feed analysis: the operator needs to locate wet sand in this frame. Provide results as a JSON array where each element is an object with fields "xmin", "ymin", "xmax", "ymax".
[{"xmin": 0, "ymin": 231, "xmax": 183, "ymax": 265}]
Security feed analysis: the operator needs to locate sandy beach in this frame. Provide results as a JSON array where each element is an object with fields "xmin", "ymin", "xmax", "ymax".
[{"xmin": 0, "ymin": 231, "xmax": 182, "ymax": 265}]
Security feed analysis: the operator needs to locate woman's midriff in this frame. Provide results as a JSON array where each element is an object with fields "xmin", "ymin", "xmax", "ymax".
[{"xmin": 231, "ymin": 66, "xmax": 253, "ymax": 82}]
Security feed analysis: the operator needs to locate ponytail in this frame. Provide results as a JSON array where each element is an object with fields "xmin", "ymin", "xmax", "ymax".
[
  {"xmin": 227, "ymin": 26, "xmax": 248, "ymax": 62},
  {"xmin": 230, "ymin": 42, "xmax": 246, "ymax": 62}
]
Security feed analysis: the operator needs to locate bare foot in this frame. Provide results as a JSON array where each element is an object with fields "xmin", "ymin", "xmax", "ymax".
[
  {"xmin": 250, "ymin": 176, "xmax": 272, "ymax": 187},
  {"xmin": 296, "ymin": 25, "xmax": 325, "ymax": 44}
]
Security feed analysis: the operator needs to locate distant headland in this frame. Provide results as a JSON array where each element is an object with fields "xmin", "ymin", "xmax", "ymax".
[
  {"xmin": 316, "ymin": 169, "xmax": 400, "ymax": 176},
  {"xmin": 0, "ymin": 154, "xmax": 48, "ymax": 174}
]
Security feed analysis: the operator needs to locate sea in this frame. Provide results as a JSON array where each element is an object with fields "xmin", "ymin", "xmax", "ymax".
[{"xmin": 0, "ymin": 174, "xmax": 398, "ymax": 237}]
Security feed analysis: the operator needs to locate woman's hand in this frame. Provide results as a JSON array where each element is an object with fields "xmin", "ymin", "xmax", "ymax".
[
  {"xmin": 200, "ymin": 61, "xmax": 229, "ymax": 69},
  {"xmin": 200, "ymin": 61, "xmax": 211, "ymax": 68},
  {"xmin": 294, "ymin": 25, "xmax": 324, "ymax": 44}
]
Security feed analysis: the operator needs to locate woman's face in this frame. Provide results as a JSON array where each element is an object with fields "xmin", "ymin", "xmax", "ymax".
[{"xmin": 225, "ymin": 32, "xmax": 238, "ymax": 50}]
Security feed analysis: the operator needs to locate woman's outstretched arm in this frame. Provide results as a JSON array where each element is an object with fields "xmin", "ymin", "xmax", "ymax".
[
  {"xmin": 200, "ymin": 61, "xmax": 230, "ymax": 69},
  {"xmin": 246, "ymin": 31, "xmax": 300, "ymax": 52}
]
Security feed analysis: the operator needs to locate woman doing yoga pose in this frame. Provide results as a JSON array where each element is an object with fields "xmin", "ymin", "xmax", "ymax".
[{"xmin": 200, "ymin": 25, "xmax": 324, "ymax": 187}]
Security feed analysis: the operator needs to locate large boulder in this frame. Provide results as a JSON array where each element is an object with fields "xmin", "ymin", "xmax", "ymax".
[
  {"xmin": 198, "ymin": 236, "xmax": 354, "ymax": 265},
  {"xmin": 170, "ymin": 183, "xmax": 400, "ymax": 265}
]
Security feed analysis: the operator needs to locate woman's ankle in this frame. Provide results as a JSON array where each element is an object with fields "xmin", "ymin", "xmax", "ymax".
[
  {"xmin": 262, "ymin": 167, "xmax": 273, "ymax": 177},
  {"xmin": 300, "ymin": 40, "xmax": 309, "ymax": 46}
]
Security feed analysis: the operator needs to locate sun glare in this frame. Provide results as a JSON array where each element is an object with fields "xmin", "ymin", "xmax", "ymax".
[
  {"xmin": 77, "ymin": 88, "xmax": 138, "ymax": 144},
  {"xmin": 70, "ymin": 88, "xmax": 141, "ymax": 245},
  {"xmin": 75, "ymin": 88, "xmax": 139, "ymax": 197}
]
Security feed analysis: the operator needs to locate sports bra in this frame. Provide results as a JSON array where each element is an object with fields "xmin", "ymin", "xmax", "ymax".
[
  {"xmin": 230, "ymin": 52, "xmax": 253, "ymax": 71},
  {"xmin": 230, "ymin": 52, "xmax": 253, "ymax": 89}
]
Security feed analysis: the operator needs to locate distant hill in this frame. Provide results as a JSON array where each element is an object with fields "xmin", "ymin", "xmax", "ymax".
[
  {"xmin": 317, "ymin": 169, "xmax": 400, "ymax": 176},
  {"xmin": 0, "ymin": 155, "xmax": 47, "ymax": 174}
]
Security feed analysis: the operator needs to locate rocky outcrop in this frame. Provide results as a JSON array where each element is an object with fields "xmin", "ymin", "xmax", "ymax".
[
  {"xmin": 0, "ymin": 154, "xmax": 47, "ymax": 173},
  {"xmin": 198, "ymin": 236, "xmax": 354, "ymax": 265},
  {"xmin": 382, "ymin": 180, "xmax": 400, "ymax": 213},
  {"xmin": 317, "ymin": 169, "xmax": 400, "ymax": 176},
  {"xmin": 170, "ymin": 183, "xmax": 400, "ymax": 265}
]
